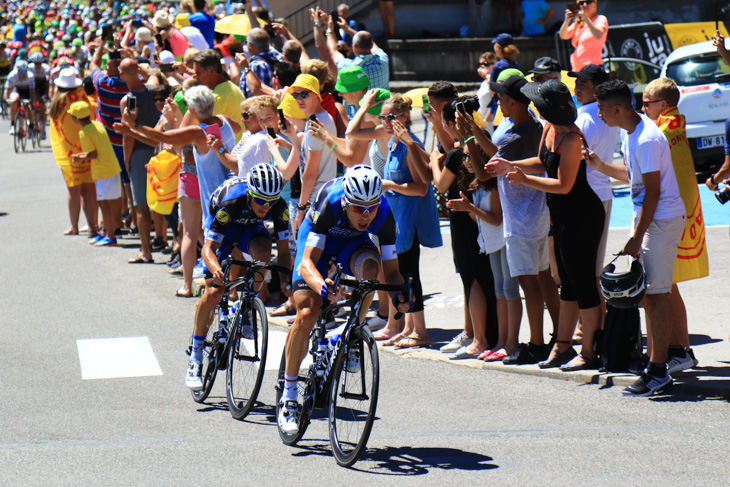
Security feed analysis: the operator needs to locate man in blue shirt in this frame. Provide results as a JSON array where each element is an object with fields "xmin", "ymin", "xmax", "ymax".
[
  {"xmin": 330, "ymin": 31, "xmax": 389, "ymax": 90},
  {"xmin": 188, "ymin": 0, "xmax": 216, "ymax": 48}
]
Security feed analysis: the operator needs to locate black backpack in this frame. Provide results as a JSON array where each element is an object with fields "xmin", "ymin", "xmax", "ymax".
[{"xmin": 595, "ymin": 304, "xmax": 643, "ymax": 372}]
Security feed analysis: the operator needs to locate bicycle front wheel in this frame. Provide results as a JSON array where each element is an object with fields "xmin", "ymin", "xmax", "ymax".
[
  {"xmin": 328, "ymin": 325, "xmax": 379, "ymax": 467},
  {"xmin": 191, "ymin": 306, "xmax": 222, "ymax": 403},
  {"xmin": 19, "ymin": 114, "xmax": 27, "ymax": 152},
  {"xmin": 226, "ymin": 297, "xmax": 268, "ymax": 420},
  {"xmin": 13, "ymin": 115, "xmax": 22, "ymax": 153}
]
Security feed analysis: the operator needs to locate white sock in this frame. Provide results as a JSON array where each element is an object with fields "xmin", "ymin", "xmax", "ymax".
[
  {"xmin": 191, "ymin": 334, "xmax": 206, "ymax": 363},
  {"xmin": 282, "ymin": 374, "xmax": 298, "ymax": 402}
]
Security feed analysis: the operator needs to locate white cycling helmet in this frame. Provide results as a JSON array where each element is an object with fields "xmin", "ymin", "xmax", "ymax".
[
  {"xmin": 599, "ymin": 256, "xmax": 646, "ymax": 309},
  {"xmin": 16, "ymin": 60, "xmax": 29, "ymax": 72},
  {"xmin": 342, "ymin": 165, "xmax": 382, "ymax": 205},
  {"xmin": 29, "ymin": 52, "xmax": 44, "ymax": 64},
  {"xmin": 247, "ymin": 163, "xmax": 284, "ymax": 199}
]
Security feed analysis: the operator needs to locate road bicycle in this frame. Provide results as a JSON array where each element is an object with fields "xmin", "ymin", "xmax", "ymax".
[
  {"xmin": 187, "ymin": 257, "xmax": 288, "ymax": 420},
  {"xmin": 29, "ymin": 100, "xmax": 43, "ymax": 148},
  {"xmin": 13, "ymin": 99, "xmax": 31, "ymax": 153},
  {"xmin": 275, "ymin": 265, "xmax": 411, "ymax": 467}
]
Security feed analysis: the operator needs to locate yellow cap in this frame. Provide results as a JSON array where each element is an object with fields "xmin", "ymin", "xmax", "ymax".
[
  {"xmin": 287, "ymin": 74, "xmax": 322, "ymax": 101},
  {"xmin": 68, "ymin": 101, "xmax": 91, "ymax": 119},
  {"xmin": 175, "ymin": 13, "xmax": 191, "ymax": 29},
  {"xmin": 278, "ymin": 93, "xmax": 306, "ymax": 119}
]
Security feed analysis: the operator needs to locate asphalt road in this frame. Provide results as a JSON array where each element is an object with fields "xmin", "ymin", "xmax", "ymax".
[{"xmin": 1, "ymin": 124, "xmax": 729, "ymax": 486}]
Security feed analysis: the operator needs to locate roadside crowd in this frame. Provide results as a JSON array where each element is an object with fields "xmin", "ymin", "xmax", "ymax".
[{"xmin": 2, "ymin": 0, "xmax": 726, "ymax": 397}]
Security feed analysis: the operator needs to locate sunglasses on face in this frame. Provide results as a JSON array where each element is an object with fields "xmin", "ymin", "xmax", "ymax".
[
  {"xmin": 242, "ymin": 112, "xmax": 250, "ymax": 120},
  {"xmin": 378, "ymin": 113, "xmax": 402, "ymax": 122},
  {"xmin": 290, "ymin": 91, "xmax": 311, "ymax": 100},
  {"xmin": 349, "ymin": 202, "xmax": 379, "ymax": 214},
  {"xmin": 578, "ymin": 0, "xmax": 594, "ymax": 5},
  {"xmin": 154, "ymin": 97, "xmax": 166, "ymax": 102},
  {"xmin": 249, "ymin": 191, "xmax": 278, "ymax": 207},
  {"xmin": 642, "ymin": 100, "xmax": 663, "ymax": 108},
  {"xmin": 479, "ymin": 62, "xmax": 493, "ymax": 68}
]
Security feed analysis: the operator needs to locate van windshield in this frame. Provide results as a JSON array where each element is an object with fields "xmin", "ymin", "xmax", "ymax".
[{"xmin": 665, "ymin": 53, "xmax": 730, "ymax": 86}]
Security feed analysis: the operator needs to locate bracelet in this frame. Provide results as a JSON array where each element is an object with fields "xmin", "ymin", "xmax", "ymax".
[
  {"xmin": 297, "ymin": 203, "xmax": 310, "ymax": 211},
  {"xmin": 325, "ymin": 30, "xmax": 333, "ymax": 36},
  {"xmin": 711, "ymin": 174, "xmax": 717, "ymax": 184},
  {"xmin": 314, "ymin": 22, "xmax": 322, "ymax": 28},
  {"xmin": 463, "ymin": 136, "xmax": 475, "ymax": 144},
  {"xmin": 320, "ymin": 282, "xmax": 329, "ymax": 301},
  {"xmin": 329, "ymin": 142, "xmax": 338, "ymax": 152}
]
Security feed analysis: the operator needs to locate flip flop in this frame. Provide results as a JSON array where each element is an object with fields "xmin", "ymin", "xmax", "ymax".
[
  {"xmin": 484, "ymin": 351, "xmax": 507, "ymax": 362},
  {"xmin": 270, "ymin": 304, "xmax": 296, "ymax": 317},
  {"xmin": 381, "ymin": 333, "xmax": 406, "ymax": 346},
  {"xmin": 373, "ymin": 330, "xmax": 397, "ymax": 341},
  {"xmin": 394, "ymin": 334, "xmax": 429, "ymax": 349},
  {"xmin": 63, "ymin": 227, "xmax": 79, "ymax": 236},
  {"xmin": 128, "ymin": 255, "xmax": 154, "ymax": 264},
  {"xmin": 175, "ymin": 288, "xmax": 193, "ymax": 298},
  {"xmin": 478, "ymin": 350, "xmax": 494, "ymax": 360}
]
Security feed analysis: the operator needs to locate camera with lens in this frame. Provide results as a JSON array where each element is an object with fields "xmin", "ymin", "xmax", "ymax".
[{"xmin": 716, "ymin": 184, "xmax": 730, "ymax": 204}]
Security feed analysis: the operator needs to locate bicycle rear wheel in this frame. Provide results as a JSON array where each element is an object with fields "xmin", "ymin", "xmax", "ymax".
[
  {"xmin": 226, "ymin": 297, "xmax": 268, "ymax": 420},
  {"xmin": 191, "ymin": 307, "xmax": 223, "ymax": 403},
  {"xmin": 276, "ymin": 349, "xmax": 315, "ymax": 445},
  {"xmin": 13, "ymin": 115, "xmax": 22, "ymax": 153},
  {"xmin": 328, "ymin": 325, "xmax": 379, "ymax": 467},
  {"xmin": 30, "ymin": 120, "xmax": 37, "ymax": 148},
  {"xmin": 19, "ymin": 114, "xmax": 27, "ymax": 152}
]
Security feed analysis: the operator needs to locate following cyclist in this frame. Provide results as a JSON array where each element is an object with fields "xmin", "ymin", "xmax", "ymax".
[
  {"xmin": 5, "ymin": 60, "xmax": 36, "ymax": 135},
  {"xmin": 278, "ymin": 165, "xmax": 410, "ymax": 434},
  {"xmin": 29, "ymin": 52, "xmax": 50, "ymax": 139},
  {"xmin": 186, "ymin": 164, "xmax": 293, "ymax": 390},
  {"xmin": 0, "ymin": 41, "xmax": 11, "ymax": 79}
]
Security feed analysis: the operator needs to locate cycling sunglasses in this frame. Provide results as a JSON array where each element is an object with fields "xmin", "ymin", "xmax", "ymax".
[
  {"xmin": 248, "ymin": 190, "xmax": 278, "ymax": 207},
  {"xmin": 349, "ymin": 202, "xmax": 379, "ymax": 214},
  {"xmin": 378, "ymin": 113, "xmax": 403, "ymax": 122}
]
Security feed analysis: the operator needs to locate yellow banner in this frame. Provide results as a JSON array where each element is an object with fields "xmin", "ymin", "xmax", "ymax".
[
  {"xmin": 146, "ymin": 150, "xmax": 181, "ymax": 215},
  {"xmin": 50, "ymin": 87, "xmax": 95, "ymax": 187},
  {"xmin": 664, "ymin": 22, "xmax": 730, "ymax": 49},
  {"xmin": 655, "ymin": 107, "xmax": 709, "ymax": 282}
]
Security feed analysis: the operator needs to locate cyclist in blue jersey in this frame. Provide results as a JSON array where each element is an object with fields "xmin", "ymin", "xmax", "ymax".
[
  {"xmin": 278, "ymin": 165, "xmax": 410, "ymax": 434},
  {"xmin": 186, "ymin": 164, "xmax": 292, "ymax": 390}
]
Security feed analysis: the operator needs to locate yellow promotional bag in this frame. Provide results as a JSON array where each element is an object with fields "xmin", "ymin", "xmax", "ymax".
[{"xmin": 146, "ymin": 150, "xmax": 181, "ymax": 215}]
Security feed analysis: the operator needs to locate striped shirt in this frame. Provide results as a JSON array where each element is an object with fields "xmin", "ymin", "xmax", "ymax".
[{"xmin": 91, "ymin": 68, "xmax": 129, "ymax": 148}]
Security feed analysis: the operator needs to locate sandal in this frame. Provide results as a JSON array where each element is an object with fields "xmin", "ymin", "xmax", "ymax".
[
  {"xmin": 175, "ymin": 288, "xmax": 193, "ymax": 298},
  {"xmin": 394, "ymin": 334, "xmax": 429, "ymax": 349},
  {"xmin": 63, "ymin": 227, "xmax": 79, "ymax": 236},
  {"xmin": 270, "ymin": 304, "xmax": 296, "ymax": 317},
  {"xmin": 128, "ymin": 255, "xmax": 154, "ymax": 264},
  {"xmin": 381, "ymin": 333, "xmax": 406, "ymax": 346},
  {"xmin": 484, "ymin": 351, "xmax": 507, "ymax": 362}
]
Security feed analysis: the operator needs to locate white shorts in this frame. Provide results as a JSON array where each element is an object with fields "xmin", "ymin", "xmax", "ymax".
[
  {"xmin": 633, "ymin": 214, "xmax": 685, "ymax": 295},
  {"xmin": 505, "ymin": 235, "xmax": 549, "ymax": 277},
  {"xmin": 595, "ymin": 199, "xmax": 613, "ymax": 275},
  {"xmin": 96, "ymin": 174, "xmax": 122, "ymax": 201}
]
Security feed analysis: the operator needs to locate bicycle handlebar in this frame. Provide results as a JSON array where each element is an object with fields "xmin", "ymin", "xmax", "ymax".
[{"xmin": 209, "ymin": 257, "xmax": 292, "ymax": 289}]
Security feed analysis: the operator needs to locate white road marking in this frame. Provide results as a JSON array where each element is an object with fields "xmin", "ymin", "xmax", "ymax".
[{"xmin": 77, "ymin": 337, "xmax": 163, "ymax": 380}]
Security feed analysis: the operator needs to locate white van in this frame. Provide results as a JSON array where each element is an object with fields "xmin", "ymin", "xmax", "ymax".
[{"xmin": 661, "ymin": 40, "xmax": 730, "ymax": 170}]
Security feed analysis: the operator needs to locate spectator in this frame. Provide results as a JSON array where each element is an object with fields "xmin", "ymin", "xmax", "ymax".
[
  {"xmin": 559, "ymin": 0, "xmax": 608, "ymax": 71},
  {"xmin": 642, "ymin": 77, "xmax": 707, "ymax": 373},
  {"xmin": 378, "ymin": 0, "xmax": 396, "ymax": 37},
  {"xmin": 191, "ymin": 49, "xmax": 246, "ymax": 141},
  {"xmin": 570, "ymin": 64, "xmax": 616, "ymax": 308},
  {"xmin": 586, "ymin": 80, "xmax": 686, "ymax": 396},
  {"xmin": 351, "ymin": 92, "xmax": 442, "ymax": 348},
  {"xmin": 490, "ymin": 33, "xmax": 520, "ymax": 84},
  {"xmin": 521, "ymin": 0, "xmax": 554, "ymax": 36},
  {"xmin": 528, "ymin": 56, "xmax": 562, "ymax": 83},
  {"xmin": 49, "ymin": 68, "xmax": 98, "ymax": 236},
  {"xmin": 476, "ymin": 52, "xmax": 497, "ymax": 131},
  {"xmin": 491, "ymin": 79, "xmax": 605, "ymax": 371},
  {"xmin": 237, "ymin": 27, "xmax": 283, "ymax": 97},
  {"xmin": 226, "ymin": 98, "xmax": 270, "ymax": 177},
  {"xmin": 188, "ymin": 0, "xmax": 216, "ymax": 48},
  {"xmin": 330, "ymin": 30, "xmax": 389, "ymax": 90},
  {"xmin": 335, "ymin": 4, "xmax": 360, "ymax": 45},
  {"xmin": 70, "ymin": 101, "xmax": 122, "ymax": 247},
  {"xmin": 153, "ymin": 10, "xmax": 190, "ymax": 62},
  {"xmin": 482, "ymin": 75, "xmax": 554, "ymax": 364},
  {"xmin": 119, "ymin": 58, "xmax": 161, "ymax": 264}
]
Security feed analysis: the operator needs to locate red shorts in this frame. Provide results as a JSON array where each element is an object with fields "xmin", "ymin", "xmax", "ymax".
[{"xmin": 178, "ymin": 172, "xmax": 200, "ymax": 201}]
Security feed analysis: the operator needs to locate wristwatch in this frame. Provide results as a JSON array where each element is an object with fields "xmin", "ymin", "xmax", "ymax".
[
  {"xmin": 218, "ymin": 146, "xmax": 226, "ymax": 154},
  {"xmin": 242, "ymin": 66, "xmax": 250, "ymax": 76}
]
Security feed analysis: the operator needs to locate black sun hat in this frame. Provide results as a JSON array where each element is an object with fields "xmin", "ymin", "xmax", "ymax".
[
  {"xmin": 489, "ymin": 75, "xmax": 531, "ymax": 105},
  {"xmin": 520, "ymin": 79, "xmax": 577, "ymax": 126}
]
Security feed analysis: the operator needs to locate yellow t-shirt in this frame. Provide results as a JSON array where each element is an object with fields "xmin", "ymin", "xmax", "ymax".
[
  {"xmin": 80, "ymin": 120, "xmax": 122, "ymax": 181},
  {"xmin": 213, "ymin": 80, "xmax": 245, "ymax": 142}
]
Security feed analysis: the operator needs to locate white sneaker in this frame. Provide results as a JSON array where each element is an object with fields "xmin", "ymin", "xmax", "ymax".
[
  {"xmin": 185, "ymin": 361, "xmax": 204, "ymax": 391},
  {"xmin": 440, "ymin": 331, "xmax": 473, "ymax": 353},
  {"xmin": 666, "ymin": 347, "xmax": 698, "ymax": 374},
  {"xmin": 366, "ymin": 314, "xmax": 387, "ymax": 331},
  {"xmin": 346, "ymin": 348, "xmax": 361, "ymax": 373},
  {"xmin": 9, "ymin": 125, "xmax": 15, "ymax": 135},
  {"xmin": 278, "ymin": 400, "xmax": 300, "ymax": 434}
]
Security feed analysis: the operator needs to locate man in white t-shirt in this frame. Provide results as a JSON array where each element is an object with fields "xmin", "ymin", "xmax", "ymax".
[
  {"xmin": 570, "ymin": 64, "xmax": 618, "ymax": 274},
  {"xmin": 587, "ymin": 80, "xmax": 685, "ymax": 397}
]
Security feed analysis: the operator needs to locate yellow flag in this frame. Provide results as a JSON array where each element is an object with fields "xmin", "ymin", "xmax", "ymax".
[{"xmin": 655, "ymin": 107, "xmax": 710, "ymax": 282}]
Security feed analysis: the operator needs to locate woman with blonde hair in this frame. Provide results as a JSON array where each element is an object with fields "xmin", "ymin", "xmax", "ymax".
[{"xmin": 348, "ymin": 91, "xmax": 442, "ymax": 347}]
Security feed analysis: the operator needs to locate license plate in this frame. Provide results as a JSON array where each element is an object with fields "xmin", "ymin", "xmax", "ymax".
[{"xmin": 697, "ymin": 135, "xmax": 725, "ymax": 149}]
